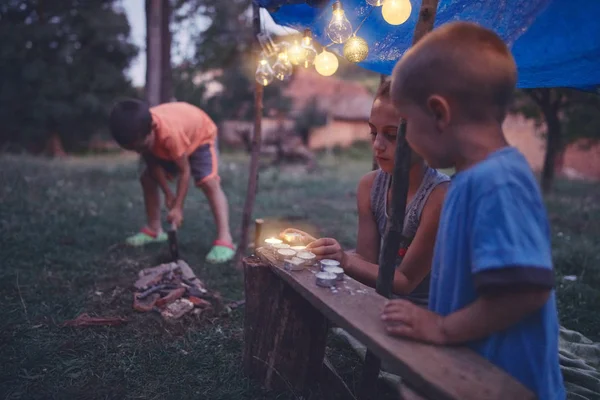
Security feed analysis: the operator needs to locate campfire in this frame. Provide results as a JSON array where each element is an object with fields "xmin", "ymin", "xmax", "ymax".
[{"xmin": 133, "ymin": 260, "xmax": 221, "ymax": 321}]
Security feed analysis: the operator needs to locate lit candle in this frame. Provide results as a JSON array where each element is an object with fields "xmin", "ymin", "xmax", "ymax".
[{"xmin": 264, "ymin": 237, "xmax": 283, "ymax": 248}]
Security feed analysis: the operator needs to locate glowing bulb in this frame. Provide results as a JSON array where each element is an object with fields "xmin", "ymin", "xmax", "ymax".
[
  {"xmin": 343, "ymin": 36, "xmax": 369, "ymax": 63},
  {"xmin": 272, "ymin": 51, "xmax": 293, "ymax": 81},
  {"xmin": 314, "ymin": 49, "xmax": 339, "ymax": 77},
  {"xmin": 326, "ymin": 1, "xmax": 353, "ymax": 44},
  {"xmin": 301, "ymin": 29, "xmax": 318, "ymax": 68},
  {"xmin": 255, "ymin": 57, "xmax": 274, "ymax": 86},
  {"xmin": 287, "ymin": 40, "xmax": 305, "ymax": 66},
  {"xmin": 366, "ymin": 0, "xmax": 383, "ymax": 5},
  {"xmin": 382, "ymin": 0, "xmax": 412, "ymax": 25}
]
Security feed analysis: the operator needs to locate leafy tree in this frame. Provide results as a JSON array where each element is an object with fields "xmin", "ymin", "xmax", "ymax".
[
  {"xmin": 0, "ymin": 0, "xmax": 137, "ymax": 154},
  {"xmin": 513, "ymin": 88, "xmax": 600, "ymax": 193}
]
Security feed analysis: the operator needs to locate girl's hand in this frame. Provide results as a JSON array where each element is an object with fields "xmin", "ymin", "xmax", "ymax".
[
  {"xmin": 307, "ymin": 238, "xmax": 347, "ymax": 265},
  {"xmin": 280, "ymin": 228, "xmax": 317, "ymax": 244}
]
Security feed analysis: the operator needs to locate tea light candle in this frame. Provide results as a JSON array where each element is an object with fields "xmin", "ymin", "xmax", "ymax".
[
  {"xmin": 264, "ymin": 237, "xmax": 283, "ymax": 248},
  {"xmin": 291, "ymin": 245, "xmax": 306, "ymax": 251},
  {"xmin": 296, "ymin": 251, "xmax": 316, "ymax": 266},
  {"xmin": 277, "ymin": 248, "xmax": 297, "ymax": 261},
  {"xmin": 284, "ymin": 257, "xmax": 305, "ymax": 271},
  {"xmin": 272, "ymin": 243, "xmax": 291, "ymax": 250},
  {"xmin": 323, "ymin": 265, "xmax": 344, "ymax": 281},
  {"xmin": 315, "ymin": 271, "xmax": 337, "ymax": 287},
  {"xmin": 319, "ymin": 259, "xmax": 340, "ymax": 271}
]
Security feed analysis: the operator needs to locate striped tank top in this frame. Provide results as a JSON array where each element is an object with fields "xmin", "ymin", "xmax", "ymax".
[{"xmin": 370, "ymin": 166, "xmax": 450, "ymax": 305}]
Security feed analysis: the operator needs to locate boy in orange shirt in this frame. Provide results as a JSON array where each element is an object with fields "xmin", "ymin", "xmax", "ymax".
[{"xmin": 109, "ymin": 99, "xmax": 235, "ymax": 264}]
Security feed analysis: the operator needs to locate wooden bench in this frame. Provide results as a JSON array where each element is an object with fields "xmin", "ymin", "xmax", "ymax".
[{"xmin": 242, "ymin": 247, "xmax": 535, "ymax": 400}]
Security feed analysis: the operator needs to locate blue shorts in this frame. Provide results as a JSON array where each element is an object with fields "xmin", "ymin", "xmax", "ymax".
[{"xmin": 144, "ymin": 142, "xmax": 219, "ymax": 186}]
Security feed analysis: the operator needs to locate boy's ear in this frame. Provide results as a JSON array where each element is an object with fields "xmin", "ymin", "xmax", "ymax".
[{"xmin": 427, "ymin": 95, "xmax": 451, "ymax": 132}]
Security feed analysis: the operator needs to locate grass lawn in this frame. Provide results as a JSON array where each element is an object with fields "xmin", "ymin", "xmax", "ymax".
[{"xmin": 1, "ymin": 149, "xmax": 599, "ymax": 399}]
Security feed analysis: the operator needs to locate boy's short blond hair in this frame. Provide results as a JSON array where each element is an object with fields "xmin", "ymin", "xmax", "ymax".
[{"xmin": 391, "ymin": 22, "xmax": 517, "ymax": 123}]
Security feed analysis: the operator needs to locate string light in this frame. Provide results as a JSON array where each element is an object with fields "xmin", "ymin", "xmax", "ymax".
[
  {"xmin": 343, "ymin": 36, "xmax": 369, "ymax": 63},
  {"xmin": 326, "ymin": 1, "xmax": 353, "ymax": 44},
  {"xmin": 314, "ymin": 49, "xmax": 339, "ymax": 76},
  {"xmin": 287, "ymin": 39, "xmax": 305, "ymax": 65},
  {"xmin": 301, "ymin": 29, "xmax": 318, "ymax": 68},
  {"xmin": 382, "ymin": 0, "xmax": 412, "ymax": 25},
  {"xmin": 272, "ymin": 46, "xmax": 293, "ymax": 80},
  {"xmin": 255, "ymin": 55, "xmax": 274, "ymax": 86}
]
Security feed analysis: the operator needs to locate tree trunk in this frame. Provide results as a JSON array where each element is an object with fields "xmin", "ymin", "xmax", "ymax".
[
  {"xmin": 146, "ymin": 0, "xmax": 162, "ymax": 106},
  {"xmin": 242, "ymin": 256, "xmax": 328, "ymax": 393},
  {"xmin": 160, "ymin": 0, "xmax": 172, "ymax": 103},
  {"xmin": 541, "ymin": 111, "xmax": 562, "ymax": 194}
]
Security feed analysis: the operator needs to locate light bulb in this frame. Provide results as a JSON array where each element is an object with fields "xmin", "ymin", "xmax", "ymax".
[
  {"xmin": 255, "ymin": 57, "xmax": 274, "ymax": 86},
  {"xmin": 301, "ymin": 29, "xmax": 318, "ymax": 68},
  {"xmin": 326, "ymin": 1, "xmax": 353, "ymax": 44},
  {"xmin": 314, "ymin": 49, "xmax": 339, "ymax": 77},
  {"xmin": 272, "ymin": 51, "xmax": 293, "ymax": 81},
  {"xmin": 382, "ymin": 0, "xmax": 412, "ymax": 25},
  {"xmin": 343, "ymin": 36, "xmax": 369, "ymax": 63},
  {"xmin": 287, "ymin": 40, "xmax": 305, "ymax": 66},
  {"xmin": 366, "ymin": 0, "xmax": 383, "ymax": 5}
]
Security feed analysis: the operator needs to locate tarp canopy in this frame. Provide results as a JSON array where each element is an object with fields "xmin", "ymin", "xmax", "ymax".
[{"xmin": 257, "ymin": 0, "xmax": 600, "ymax": 90}]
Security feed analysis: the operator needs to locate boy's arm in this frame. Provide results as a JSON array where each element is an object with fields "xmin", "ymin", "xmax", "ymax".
[
  {"xmin": 382, "ymin": 287, "xmax": 551, "ymax": 345},
  {"xmin": 382, "ymin": 183, "xmax": 555, "ymax": 344},
  {"xmin": 148, "ymin": 161, "xmax": 174, "ymax": 200},
  {"xmin": 172, "ymin": 153, "xmax": 190, "ymax": 210}
]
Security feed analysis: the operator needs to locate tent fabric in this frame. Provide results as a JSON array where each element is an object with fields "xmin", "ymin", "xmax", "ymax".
[{"xmin": 257, "ymin": 0, "xmax": 600, "ymax": 91}]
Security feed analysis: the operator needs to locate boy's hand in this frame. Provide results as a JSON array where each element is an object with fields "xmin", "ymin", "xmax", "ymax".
[
  {"xmin": 280, "ymin": 228, "xmax": 317, "ymax": 244},
  {"xmin": 167, "ymin": 207, "xmax": 184, "ymax": 228},
  {"xmin": 381, "ymin": 300, "xmax": 447, "ymax": 345},
  {"xmin": 307, "ymin": 238, "xmax": 347, "ymax": 264}
]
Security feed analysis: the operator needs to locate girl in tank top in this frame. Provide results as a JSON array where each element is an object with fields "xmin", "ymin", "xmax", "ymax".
[{"xmin": 283, "ymin": 81, "xmax": 449, "ymax": 305}]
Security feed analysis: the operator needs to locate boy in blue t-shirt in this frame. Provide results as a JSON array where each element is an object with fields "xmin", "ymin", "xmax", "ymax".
[{"xmin": 382, "ymin": 22, "xmax": 565, "ymax": 399}]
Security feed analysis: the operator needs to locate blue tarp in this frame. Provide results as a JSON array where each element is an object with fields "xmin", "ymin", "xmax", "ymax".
[{"xmin": 257, "ymin": 0, "xmax": 600, "ymax": 90}]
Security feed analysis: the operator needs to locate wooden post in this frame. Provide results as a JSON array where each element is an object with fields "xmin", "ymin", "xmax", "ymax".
[
  {"xmin": 254, "ymin": 218, "xmax": 264, "ymax": 251},
  {"xmin": 360, "ymin": 1, "xmax": 439, "ymax": 398},
  {"xmin": 235, "ymin": 3, "xmax": 264, "ymax": 268},
  {"xmin": 242, "ymin": 256, "xmax": 328, "ymax": 393}
]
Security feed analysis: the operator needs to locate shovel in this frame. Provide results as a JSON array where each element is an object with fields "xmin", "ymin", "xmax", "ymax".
[{"xmin": 167, "ymin": 222, "xmax": 179, "ymax": 261}]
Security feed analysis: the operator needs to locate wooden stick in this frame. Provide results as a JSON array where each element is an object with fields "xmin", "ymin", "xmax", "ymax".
[
  {"xmin": 360, "ymin": 1, "xmax": 439, "ymax": 398},
  {"xmin": 254, "ymin": 218, "xmax": 264, "ymax": 252},
  {"xmin": 235, "ymin": 3, "xmax": 264, "ymax": 268}
]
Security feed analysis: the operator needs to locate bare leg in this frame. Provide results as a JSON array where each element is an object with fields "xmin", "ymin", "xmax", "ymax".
[
  {"xmin": 199, "ymin": 177, "xmax": 233, "ymax": 244},
  {"xmin": 140, "ymin": 168, "xmax": 162, "ymax": 233}
]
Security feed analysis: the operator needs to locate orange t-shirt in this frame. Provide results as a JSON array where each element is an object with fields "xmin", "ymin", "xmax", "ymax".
[{"xmin": 149, "ymin": 102, "xmax": 217, "ymax": 160}]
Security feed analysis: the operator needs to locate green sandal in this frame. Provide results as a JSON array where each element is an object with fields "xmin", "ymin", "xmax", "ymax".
[
  {"xmin": 125, "ymin": 228, "xmax": 168, "ymax": 247},
  {"xmin": 206, "ymin": 240, "xmax": 236, "ymax": 264}
]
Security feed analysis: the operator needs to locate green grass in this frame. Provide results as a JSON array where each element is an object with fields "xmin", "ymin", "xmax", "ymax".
[{"xmin": 0, "ymin": 151, "xmax": 598, "ymax": 399}]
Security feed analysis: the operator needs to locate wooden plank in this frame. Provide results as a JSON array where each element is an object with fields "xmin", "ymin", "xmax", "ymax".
[
  {"xmin": 257, "ymin": 247, "xmax": 534, "ymax": 400},
  {"xmin": 243, "ymin": 255, "xmax": 328, "ymax": 393},
  {"xmin": 398, "ymin": 383, "xmax": 427, "ymax": 400}
]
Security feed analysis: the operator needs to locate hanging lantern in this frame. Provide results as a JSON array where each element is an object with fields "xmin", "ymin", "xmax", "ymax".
[
  {"xmin": 365, "ymin": 0, "xmax": 383, "ymax": 5},
  {"xmin": 382, "ymin": 0, "xmax": 412, "ymax": 25},
  {"xmin": 255, "ymin": 56, "xmax": 274, "ymax": 86},
  {"xmin": 314, "ymin": 49, "xmax": 339, "ymax": 77},
  {"xmin": 343, "ymin": 36, "xmax": 369, "ymax": 63},
  {"xmin": 325, "ymin": 1, "xmax": 353, "ymax": 44},
  {"xmin": 301, "ymin": 29, "xmax": 318, "ymax": 68},
  {"xmin": 287, "ymin": 39, "xmax": 305, "ymax": 66},
  {"xmin": 272, "ymin": 50, "xmax": 293, "ymax": 81}
]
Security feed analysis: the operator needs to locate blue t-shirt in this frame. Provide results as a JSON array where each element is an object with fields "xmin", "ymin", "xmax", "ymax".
[{"xmin": 429, "ymin": 147, "xmax": 565, "ymax": 399}]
